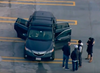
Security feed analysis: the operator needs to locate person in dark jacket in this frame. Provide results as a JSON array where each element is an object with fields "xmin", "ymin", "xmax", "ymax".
[
  {"xmin": 78, "ymin": 40, "xmax": 83, "ymax": 67},
  {"xmin": 85, "ymin": 37, "xmax": 95, "ymax": 63},
  {"xmin": 62, "ymin": 42, "xmax": 71, "ymax": 70},
  {"xmin": 71, "ymin": 45, "xmax": 79, "ymax": 71}
]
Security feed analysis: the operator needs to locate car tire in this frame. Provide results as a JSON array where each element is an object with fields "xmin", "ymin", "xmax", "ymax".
[
  {"xmin": 24, "ymin": 50, "xmax": 28, "ymax": 59},
  {"xmin": 51, "ymin": 57, "xmax": 54, "ymax": 61},
  {"xmin": 51, "ymin": 52, "xmax": 55, "ymax": 61}
]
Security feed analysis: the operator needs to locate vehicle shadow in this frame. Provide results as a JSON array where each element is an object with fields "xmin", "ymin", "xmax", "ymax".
[{"xmin": 36, "ymin": 62, "xmax": 47, "ymax": 73}]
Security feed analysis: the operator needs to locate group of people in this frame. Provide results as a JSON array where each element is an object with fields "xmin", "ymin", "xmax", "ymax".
[{"xmin": 62, "ymin": 37, "xmax": 95, "ymax": 71}]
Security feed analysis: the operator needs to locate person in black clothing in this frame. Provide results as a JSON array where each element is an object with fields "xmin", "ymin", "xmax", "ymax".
[
  {"xmin": 78, "ymin": 40, "xmax": 83, "ymax": 67},
  {"xmin": 71, "ymin": 45, "xmax": 79, "ymax": 71},
  {"xmin": 85, "ymin": 37, "xmax": 95, "ymax": 63},
  {"xmin": 62, "ymin": 42, "xmax": 71, "ymax": 70}
]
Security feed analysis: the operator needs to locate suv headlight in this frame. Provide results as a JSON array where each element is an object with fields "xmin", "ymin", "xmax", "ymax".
[
  {"xmin": 25, "ymin": 47, "xmax": 31, "ymax": 52},
  {"xmin": 46, "ymin": 48, "xmax": 54, "ymax": 54}
]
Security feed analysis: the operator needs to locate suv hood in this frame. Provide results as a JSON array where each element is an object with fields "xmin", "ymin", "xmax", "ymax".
[{"xmin": 25, "ymin": 39, "xmax": 53, "ymax": 51}]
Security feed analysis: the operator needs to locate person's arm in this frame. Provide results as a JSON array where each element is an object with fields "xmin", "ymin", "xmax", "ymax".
[
  {"xmin": 81, "ymin": 43, "xmax": 83, "ymax": 46},
  {"xmin": 71, "ymin": 51, "xmax": 73, "ymax": 59},
  {"xmin": 62, "ymin": 46, "xmax": 64, "ymax": 51},
  {"xmin": 87, "ymin": 41, "xmax": 89, "ymax": 45},
  {"xmin": 68, "ymin": 46, "xmax": 70, "ymax": 55},
  {"xmin": 69, "ymin": 47, "xmax": 71, "ymax": 55},
  {"xmin": 93, "ymin": 41, "xmax": 95, "ymax": 44}
]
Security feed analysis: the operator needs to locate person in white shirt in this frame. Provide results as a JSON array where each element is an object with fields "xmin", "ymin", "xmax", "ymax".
[{"xmin": 78, "ymin": 40, "xmax": 83, "ymax": 67}]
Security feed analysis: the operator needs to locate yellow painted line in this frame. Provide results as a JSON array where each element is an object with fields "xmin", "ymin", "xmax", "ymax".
[
  {"xmin": 71, "ymin": 40, "xmax": 78, "ymax": 44},
  {"xmin": 71, "ymin": 43, "xmax": 78, "ymax": 44},
  {"xmin": 0, "ymin": 17, "xmax": 17, "ymax": 20},
  {"xmin": 71, "ymin": 39, "xmax": 78, "ymax": 41},
  {"xmin": 16, "ymin": 0, "xmax": 75, "ymax": 3},
  {"xmin": 0, "ymin": 37, "xmax": 77, "ymax": 42},
  {"xmin": 0, "ymin": 40, "xmax": 78, "ymax": 44},
  {"xmin": 0, "ymin": 37, "xmax": 78, "ymax": 44},
  {"xmin": 2, "ymin": 56, "xmax": 24, "ymax": 59},
  {"xmin": 0, "ymin": 1, "xmax": 75, "ymax": 6},
  {"xmin": 0, "ymin": 20, "xmax": 14, "ymax": 23},
  {"xmin": 2, "ymin": 60, "xmax": 72, "ymax": 64},
  {"xmin": 55, "ymin": 58, "xmax": 72, "ymax": 61},
  {"xmin": 0, "ymin": 17, "xmax": 77, "ymax": 25},
  {"xmin": 57, "ymin": 19, "xmax": 77, "ymax": 25},
  {"xmin": 0, "ymin": 20, "xmax": 77, "ymax": 25},
  {"xmin": 0, "ymin": 37, "xmax": 21, "ymax": 39},
  {"xmin": 0, "ymin": 39, "xmax": 78, "ymax": 44},
  {"xmin": 0, "ymin": 20, "xmax": 76, "ymax": 25},
  {"xmin": 0, "ymin": 40, "xmax": 25, "ymax": 42},
  {"xmin": 1, "ymin": 56, "xmax": 72, "ymax": 61}
]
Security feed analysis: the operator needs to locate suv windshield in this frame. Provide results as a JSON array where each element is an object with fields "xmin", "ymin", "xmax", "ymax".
[{"xmin": 28, "ymin": 29, "xmax": 52, "ymax": 41}]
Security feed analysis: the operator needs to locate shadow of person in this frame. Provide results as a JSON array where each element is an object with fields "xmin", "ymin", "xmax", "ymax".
[{"xmin": 36, "ymin": 62, "xmax": 47, "ymax": 73}]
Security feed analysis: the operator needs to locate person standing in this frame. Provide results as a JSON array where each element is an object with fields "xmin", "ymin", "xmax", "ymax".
[
  {"xmin": 71, "ymin": 45, "xmax": 79, "ymax": 71},
  {"xmin": 62, "ymin": 42, "xmax": 71, "ymax": 70},
  {"xmin": 78, "ymin": 40, "xmax": 83, "ymax": 67},
  {"xmin": 85, "ymin": 37, "xmax": 95, "ymax": 63}
]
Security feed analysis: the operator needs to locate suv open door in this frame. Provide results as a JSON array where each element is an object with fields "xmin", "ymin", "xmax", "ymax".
[
  {"xmin": 55, "ymin": 22, "xmax": 72, "ymax": 49},
  {"xmin": 14, "ymin": 18, "xmax": 28, "ymax": 40}
]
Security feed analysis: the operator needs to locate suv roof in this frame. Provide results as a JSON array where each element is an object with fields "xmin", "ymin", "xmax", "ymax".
[
  {"xmin": 31, "ymin": 20, "xmax": 53, "ymax": 27},
  {"xmin": 33, "ymin": 11, "xmax": 54, "ymax": 18},
  {"xmin": 31, "ymin": 11, "xmax": 55, "ymax": 21}
]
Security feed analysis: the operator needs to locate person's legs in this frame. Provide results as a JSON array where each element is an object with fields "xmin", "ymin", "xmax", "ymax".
[
  {"xmin": 72, "ymin": 61, "xmax": 75, "ymax": 71},
  {"xmin": 89, "ymin": 53, "xmax": 93, "ymax": 63},
  {"xmin": 85, "ymin": 53, "xmax": 90, "ymax": 60},
  {"xmin": 79, "ymin": 53, "xmax": 82, "ymax": 67},
  {"xmin": 76, "ymin": 61, "xmax": 78, "ymax": 70},
  {"xmin": 62, "ymin": 54, "xmax": 66, "ymax": 67},
  {"xmin": 86, "ymin": 48, "xmax": 91, "ymax": 60},
  {"xmin": 65, "ymin": 55, "xmax": 69, "ymax": 69}
]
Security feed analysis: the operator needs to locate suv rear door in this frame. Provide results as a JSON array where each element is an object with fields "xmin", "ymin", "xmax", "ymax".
[
  {"xmin": 55, "ymin": 22, "xmax": 72, "ymax": 49},
  {"xmin": 14, "ymin": 18, "xmax": 28, "ymax": 40}
]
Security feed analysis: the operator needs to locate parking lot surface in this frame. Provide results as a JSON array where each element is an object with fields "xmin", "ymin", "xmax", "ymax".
[{"xmin": 0, "ymin": 0, "xmax": 100, "ymax": 73}]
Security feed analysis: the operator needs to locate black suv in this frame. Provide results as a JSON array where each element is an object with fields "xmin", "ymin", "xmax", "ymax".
[{"xmin": 14, "ymin": 11, "xmax": 71, "ymax": 61}]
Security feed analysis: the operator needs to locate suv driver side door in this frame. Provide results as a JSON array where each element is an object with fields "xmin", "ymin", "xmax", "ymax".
[{"xmin": 14, "ymin": 18, "xmax": 28, "ymax": 40}]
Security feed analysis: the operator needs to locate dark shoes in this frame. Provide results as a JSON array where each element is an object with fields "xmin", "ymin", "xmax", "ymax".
[
  {"xmin": 79, "ymin": 66, "xmax": 82, "ymax": 67},
  {"xmin": 65, "ymin": 68, "xmax": 70, "ymax": 70},
  {"xmin": 72, "ymin": 69, "xmax": 78, "ymax": 71},
  {"xmin": 89, "ymin": 60, "xmax": 92, "ymax": 63},
  {"xmin": 85, "ymin": 58, "xmax": 89, "ymax": 60},
  {"xmin": 62, "ymin": 66, "xmax": 70, "ymax": 70},
  {"xmin": 62, "ymin": 66, "xmax": 65, "ymax": 69}
]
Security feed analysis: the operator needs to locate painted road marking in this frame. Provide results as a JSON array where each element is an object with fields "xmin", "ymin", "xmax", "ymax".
[
  {"xmin": 1, "ymin": 60, "xmax": 72, "ymax": 64},
  {"xmin": 1, "ymin": 56, "xmax": 72, "ymax": 61},
  {"xmin": 1, "ymin": 56, "xmax": 72, "ymax": 64},
  {"xmin": 0, "ymin": 39, "xmax": 78, "ymax": 44},
  {"xmin": 57, "ymin": 19, "xmax": 77, "ymax": 25},
  {"xmin": 0, "ymin": 17, "xmax": 77, "ymax": 25},
  {"xmin": 0, "ymin": 56, "xmax": 2, "ymax": 61},
  {"xmin": 0, "ymin": 37, "xmax": 78, "ymax": 44},
  {"xmin": 0, "ymin": 37, "xmax": 21, "ymax": 39},
  {"xmin": 0, "ymin": 40, "xmax": 25, "ymax": 42},
  {"xmin": 2, "ymin": 56, "xmax": 24, "ymax": 59},
  {"xmin": 0, "ymin": 1, "xmax": 75, "ymax": 6},
  {"xmin": 15, "ymin": 0, "xmax": 74, "ymax": 3}
]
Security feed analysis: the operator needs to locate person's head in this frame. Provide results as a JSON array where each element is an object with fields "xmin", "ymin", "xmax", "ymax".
[
  {"xmin": 89, "ymin": 37, "xmax": 92, "ymax": 41},
  {"xmin": 78, "ymin": 40, "xmax": 82, "ymax": 44},
  {"xmin": 68, "ymin": 42, "xmax": 71, "ymax": 46},
  {"xmin": 74, "ymin": 45, "xmax": 78, "ymax": 50},
  {"xmin": 91, "ymin": 38, "xmax": 94, "ymax": 43}
]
